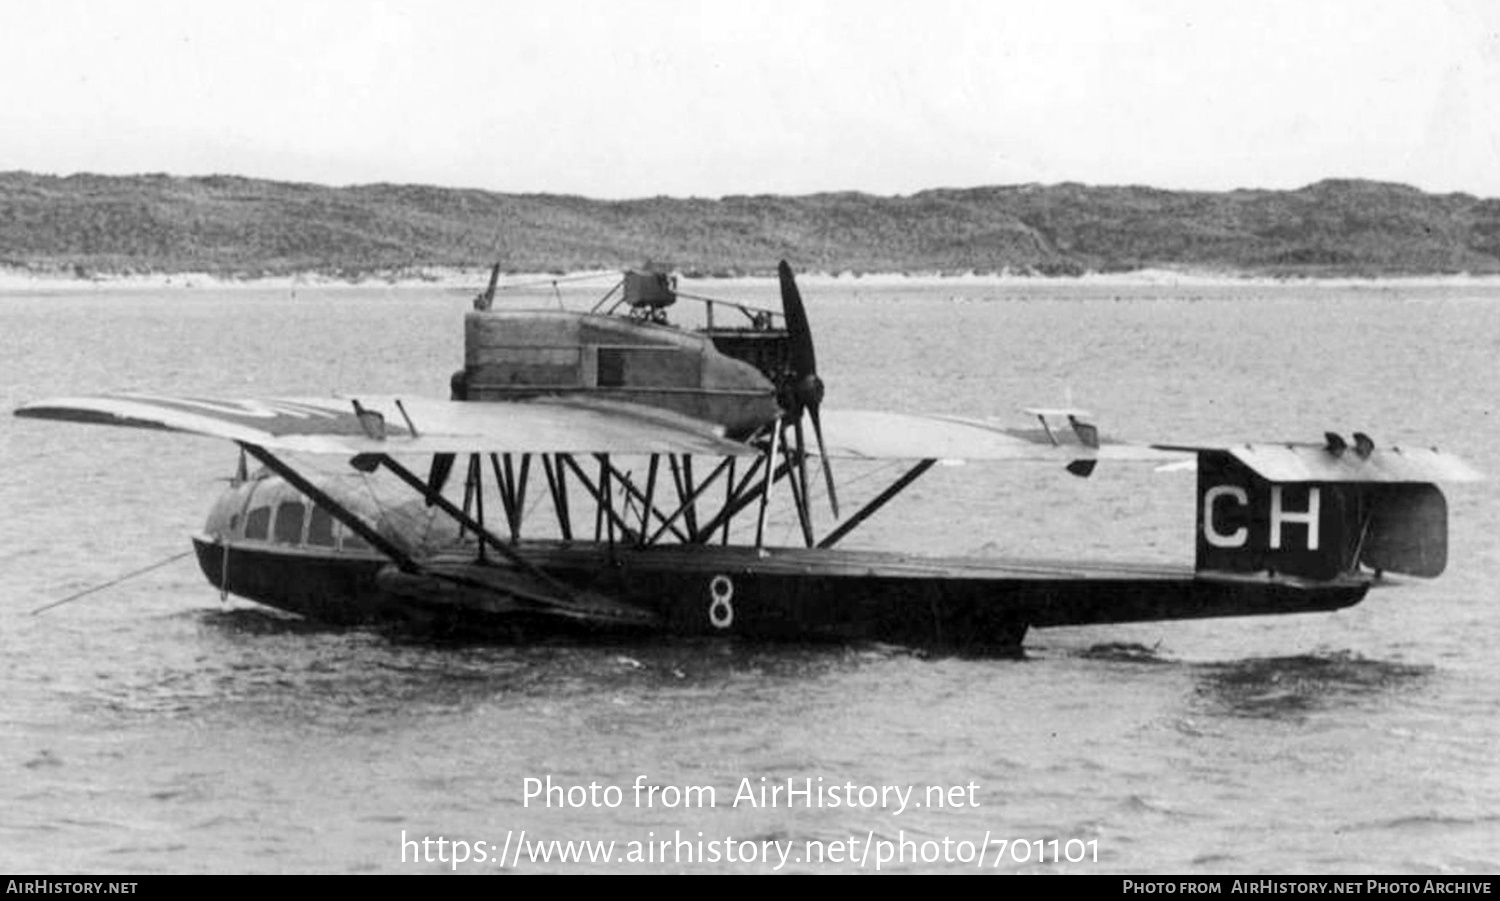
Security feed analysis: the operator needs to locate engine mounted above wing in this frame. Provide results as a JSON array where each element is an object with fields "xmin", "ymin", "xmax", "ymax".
[{"xmin": 454, "ymin": 305, "xmax": 782, "ymax": 439}]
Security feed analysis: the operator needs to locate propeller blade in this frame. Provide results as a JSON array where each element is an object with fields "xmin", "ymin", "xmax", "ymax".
[
  {"xmin": 793, "ymin": 417, "xmax": 811, "ymax": 511},
  {"xmin": 778, "ymin": 260, "xmax": 838, "ymax": 519},
  {"xmin": 807, "ymin": 403, "xmax": 840, "ymax": 519},
  {"xmin": 778, "ymin": 260, "xmax": 816, "ymax": 377}
]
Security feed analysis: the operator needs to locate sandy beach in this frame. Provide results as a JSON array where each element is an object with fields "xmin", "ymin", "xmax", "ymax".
[{"xmin": 6, "ymin": 265, "xmax": 1500, "ymax": 294}]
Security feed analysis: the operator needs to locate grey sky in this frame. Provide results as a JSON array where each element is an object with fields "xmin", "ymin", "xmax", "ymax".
[{"xmin": 3, "ymin": 0, "xmax": 1498, "ymax": 198}]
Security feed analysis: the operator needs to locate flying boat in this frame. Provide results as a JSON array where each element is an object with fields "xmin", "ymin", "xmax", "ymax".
[{"xmin": 13, "ymin": 262, "xmax": 1482, "ymax": 652}]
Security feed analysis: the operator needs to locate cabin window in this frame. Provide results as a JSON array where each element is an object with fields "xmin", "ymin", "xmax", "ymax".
[
  {"xmin": 307, "ymin": 507, "xmax": 336, "ymax": 547},
  {"xmin": 273, "ymin": 501, "xmax": 306, "ymax": 545},
  {"xmin": 244, "ymin": 506, "xmax": 270, "ymax": 540}
]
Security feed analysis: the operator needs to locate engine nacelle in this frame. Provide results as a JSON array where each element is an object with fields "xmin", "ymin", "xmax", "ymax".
[{"xmin": 455, "ymin": 309, "xmax": 781, "ymax": 439}]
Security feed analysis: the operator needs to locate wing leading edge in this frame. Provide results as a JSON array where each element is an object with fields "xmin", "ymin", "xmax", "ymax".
[
  {"xmin": 12, "ymin": 394, "xmax": 1176, "ymax": 463},
  {"xmin": 812, "ymin": 409, "xmax": 1180, "ymax": 463},
  {"xmin": 14, "ymin": 393, "xmax": 750, "ymax": 457},
  {"xmin": 1153, "ymin": 440, "xmax": 1483, "ymax": 484}
]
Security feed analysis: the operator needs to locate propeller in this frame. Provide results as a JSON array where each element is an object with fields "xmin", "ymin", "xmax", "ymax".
[{"xmin": 777, "ymin": 260, "xmax": 839, "ymax": 518}]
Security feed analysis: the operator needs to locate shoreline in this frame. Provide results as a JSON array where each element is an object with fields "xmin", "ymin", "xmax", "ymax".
[{"xmin": 5, "ymin": 265, "xmax": 1500, "ymax": 293}]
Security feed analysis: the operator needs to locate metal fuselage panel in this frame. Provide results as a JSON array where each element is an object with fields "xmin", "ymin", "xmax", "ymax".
[{"xmin": 194, "ymin": 537, "xmax": 391, "ymax": 624}]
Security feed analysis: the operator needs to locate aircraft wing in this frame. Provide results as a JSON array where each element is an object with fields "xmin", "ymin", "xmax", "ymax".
[
  {"xmin": 13, "ymin": 395, "xmax": 1181, "ymax": 463},
  {"xmin": 12, "ymin": 393, "xmax": 749, "ymax": 457},
  {"xmin": 21, "ymin": 395, "xmax": 1475, "ymax": 479},
  {"xmin": 814, "ymin": 409, "xmax": 1180, "ymax": 462}
]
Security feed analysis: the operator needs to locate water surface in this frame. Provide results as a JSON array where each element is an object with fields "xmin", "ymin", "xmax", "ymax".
[{"xmin": 1, "ymin": 279, "xmax": 1497, "ymax": 873}]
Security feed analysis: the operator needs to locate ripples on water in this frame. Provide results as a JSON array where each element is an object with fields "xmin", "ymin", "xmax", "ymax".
[
  {"xmin": 1194, "ymin": 652, "xmax": 1434, "ymax": 721},
  {"xmin": 2, "ymin": 281, "xmax": 1498, "ymax": 873}
]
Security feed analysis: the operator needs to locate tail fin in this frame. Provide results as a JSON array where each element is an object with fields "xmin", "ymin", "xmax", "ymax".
[{"xmin": 1195, "ymin": 444, "xmax": 1467, "ymax": 580}]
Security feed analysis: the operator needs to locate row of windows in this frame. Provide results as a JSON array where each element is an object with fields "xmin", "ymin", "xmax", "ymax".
[{"xmin": 236, "ymin": 501, "xmax": 373, "ymax": 552}]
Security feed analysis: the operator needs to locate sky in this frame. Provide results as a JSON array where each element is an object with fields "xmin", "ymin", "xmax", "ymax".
[{"xmin": 2, "ymin": 0, "xmax": 1498, "ymax": 199}]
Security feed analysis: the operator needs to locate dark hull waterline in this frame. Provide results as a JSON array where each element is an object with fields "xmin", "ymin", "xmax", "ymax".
[{"xmin": 192, "ymin": 537, "xmax": 1369, "ymax": 652}]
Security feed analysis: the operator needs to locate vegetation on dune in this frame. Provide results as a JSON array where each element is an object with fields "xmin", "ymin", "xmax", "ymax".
[{"xmin": 2, "ymin": 171, "xmax": 1498, "ymax": 278}]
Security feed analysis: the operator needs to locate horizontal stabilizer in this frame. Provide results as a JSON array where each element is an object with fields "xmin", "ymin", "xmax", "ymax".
[{"xmin": 1159, "ymin": 440, "xmax": 1482, "ymax": 484}]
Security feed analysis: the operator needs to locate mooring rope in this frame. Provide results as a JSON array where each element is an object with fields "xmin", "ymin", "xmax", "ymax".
[{"xmin": 30, "ymin": 549, "xmax": 197, "ymax": 616}]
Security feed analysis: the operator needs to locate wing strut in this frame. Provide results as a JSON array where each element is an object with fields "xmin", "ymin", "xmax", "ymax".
[
  {"xmin": 554, "ymin": 455, "xmax": 643, "ymax": 543},
  {"xmin": 644, "ymin": 456, "xmax": 736, "ymax": 545},
  {"xmin": 240, "ymin": 444, "xmax": 419, "ymax": 572},
  {"xmin": 367, "ymin": 453, "xmax": 594, "ymax": 603},
  {"xmin": 755, "ymin": 419, "xmax": 783, "ymax": 548},
  {"xmin": 817, "ymin": 459, "xmax": 937, "ymax": 550}
]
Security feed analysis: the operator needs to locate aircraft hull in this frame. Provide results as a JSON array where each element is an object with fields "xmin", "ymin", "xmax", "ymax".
[{"xmin": 192, "ymin": 537, "xmax": 1370, "ymax": 652}]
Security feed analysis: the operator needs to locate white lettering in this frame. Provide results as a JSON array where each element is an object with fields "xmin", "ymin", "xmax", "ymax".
[
  {"xmin": 1203, "ymin": 485, "xmax": 1250, "ymax": 548},
  {"xmin": 1270, "ymin": 486, "xmax": 1321, "ymax": 550}
]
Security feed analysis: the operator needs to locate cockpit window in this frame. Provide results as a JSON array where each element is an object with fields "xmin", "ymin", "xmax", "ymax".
[
  {"xmin": 244, "ymin": 506, "xmax": 270, "ymax": 540},
  {"xmin": 597, "ymin": 348, "xmax": 626, "ymax": 387},
  {"xmin": 273, "ymin": 501, "xmax": 306, "ymax": 544},
  {"xmin": 307, "ymin": 507, "xmax": 336, "ymax": 547}
]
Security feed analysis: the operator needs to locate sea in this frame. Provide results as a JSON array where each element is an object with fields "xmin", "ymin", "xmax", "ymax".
[{"xmin": 0, "ymin": 276, "xmax": 1497, "ymax": 874}]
